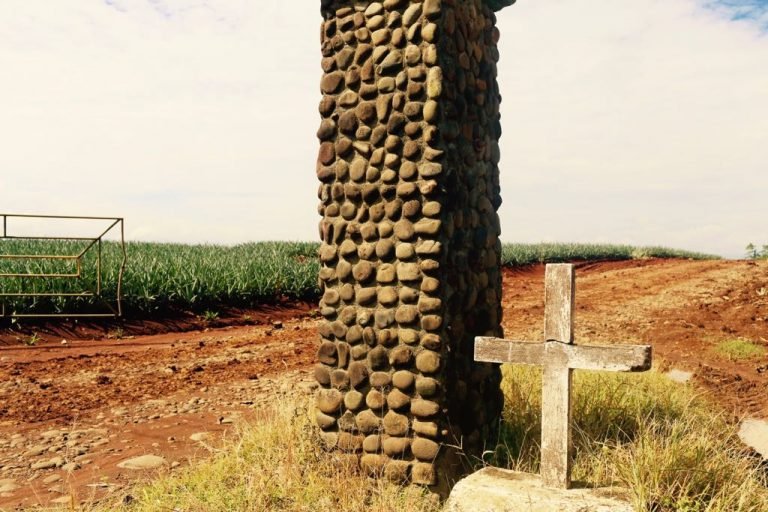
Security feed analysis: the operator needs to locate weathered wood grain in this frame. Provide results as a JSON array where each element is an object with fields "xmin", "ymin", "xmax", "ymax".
[
  {"xmin": 544, "ymin": 264, "xmax": 574, "ymax": 343},
  {"xmin": 474, "ymin": 264, "xmax": 653, "ymax": 491}
]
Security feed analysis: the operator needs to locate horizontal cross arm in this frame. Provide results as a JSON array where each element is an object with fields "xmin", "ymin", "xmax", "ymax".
[
  {"xmin": 475, "ymin": 337, "xmax": 652, "ymax": 373},
  {"xmin": 475, "ymin": 337, "xmax": 546, "ymax": 365},
  {"xmin": 552, "ymin": 342, "xmax": 652, "ymax": 372}
]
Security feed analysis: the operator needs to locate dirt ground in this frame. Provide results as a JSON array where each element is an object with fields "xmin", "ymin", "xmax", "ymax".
[{"xmin": 0, "ymin": 258, "xmax": 766, "ymax": 509}]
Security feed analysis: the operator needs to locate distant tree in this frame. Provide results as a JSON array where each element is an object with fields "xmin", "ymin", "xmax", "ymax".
[{"xmin": 746, "ymin": 243, "xmax": 758, "ymax": 259}]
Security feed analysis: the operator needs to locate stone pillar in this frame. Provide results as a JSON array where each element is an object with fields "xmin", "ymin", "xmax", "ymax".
[{"xmin": 315, "ymin": 0, "xmax": 511, "ymax": 493}]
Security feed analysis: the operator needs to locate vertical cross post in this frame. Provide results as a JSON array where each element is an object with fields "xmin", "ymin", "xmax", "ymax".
[{"xmin": 541, "ymin": 264, "xmax": 575, "ymax": 488}]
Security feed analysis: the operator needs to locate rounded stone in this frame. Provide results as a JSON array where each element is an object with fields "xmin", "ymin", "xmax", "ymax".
[
  {"xmin": 315, "ymin": 365, "xmax": 331, "ymax": 387},
  {"xmin": 387, "ymin": 389, "xmax": 411, "ymax": 410},
  {"xmin": 420, "ymin": 333, "xmax": 442, "ymax": 350},
  {"xmin": 422, "ymin": 22, "xmax": 438, "ymax": 43},
  {"xmin": 350, "ymin": 159, "xmax": 367, "ymax": 181},
  {"xmin": 363, "ymin": 434, "xmax": 382, "ymax": 453},
  {"xmin": 385, "ymin": 460, "xmax": 411, "ymax": 482},
  {"xmin": 349, "ymin": 361, "xmax": 369, "ymax": 388},
  {"xmin": 415, "ymin": 350, "xmax": 441, "ymax": 374},
  {"xmin": 411, "ymin": 399, "xmax": 440, "ymax": 418},
  {"xmin": 412, "ymin": 438, "xmax": 440, "ymax": 461},
  {"xmin": 338, "ymin": 90, "xmax": 359, "ymax": 107},
  {"xmin": 377, "ymin": 264, "xmax": 397, "ymax": 283},
  {"xmin": 399, "ymin": 161, "xmax": 417, "ymax": 180},
  {"xmin": 413, "ymin": 420, "xmax": 439, "ymax": 438},
  {"xmin": 423, "ymin": 100, "xmax": 439, "ymax": 122},
  {"xmin": 399, "ymin": 287, "xmax": 419, "ymax": 304},
  {"xmin": 408, "ymin": 463, "xmax": 434, "ymax": 487},
  {"xmin": 393, "ymin": 220, "xmax": 415, "ymax": 241},
  {"xmin": 338, "ymin": 410, "xmax": 357, "ymax": 432},
  {"xmin": 337, "ymin": 260, "xmax": 353, "ymax": 280},
  {"xmin": 316, "ymin": 410, "xmax": 337, "ymax": 430},
  {"xmin": 367, "ymin": 345, "xmax": 389, "ymax": 370},
  {"xmin": 318, "ymin": 142, "xmax": 336, "ymax": 166},
  {"xmin": 402, "ymin": 200, "xmax": 421, "ymax": 218},
  {"xmin": 374, "ymin": 308, "xmax": 395, "ymax": 329},
  {"xmin": 318, "ymin": 341, "xmax": 338, "ymax": 365},
  {"xmin": 399, "ymin": 329, "xmax": 420, "ymax": 345},
  {"xmin": 338, "ymin": 111, "xmax": 359, "ymax": 134},
  {"xmin": 415, "ymin": 377, "xmax": 440, "ymax": 397},
  {"xmin": 388, "ymin": 346, "xmax": 414, "ymax": 368},
  {"xmin": 331, "ymin": 321, "xmax": 348, "ymax": 339},
  {"xmin": 338, "ymin": 432, "xmax": 364, "ymax": 452},
  {"xmin": 356, "ymin": 287, "xmax": 377, "ymax": 306},
  {"xmin": 356, "ymin": 410, "xmax": 383, "ymax": 434},
  {"xmin": 396, "ymin": 182, "xmax": 418, "ymax": 198},
  {"xmin": 352, "ymin": 261, "xmax": 375, "ymax": 282},
  {"xmin": 316, "ymin": 388, "xmax": 343, "ymax": 414},
  {"xmin": 355, "ymin": 102, "xmax": 377, "ymax": 124},
  {"xmin": 331, "ymin": 369, "xmax": 350, "ymax": 390},
  {"xmin": 361, "ymin": 454, "xmax": 388, "ymax": 477},
  {"xmin": 319, "ymin": 96, "xmax": 336, "ymax": 117},
  {"xmin": 339, "ymin": 306, "xmax": 357, "ymax": 326},
  {"xmin": 338, "ymin": 341, "xmax": 352, "ymax": 366},
  {"xmin": 377, "ymin": 329, "xmax": 397, "ymax": 347},
  {"xmin": 394, "ymin": 305, "xmax": 418, "ymax": 325},
  {"xmin": 375, "ymin": 239, "xmax": 395, "ymax": 259},
  {"xmin": 321, "ymin": 72, "xmax": 345, "ymax": 94},
  {"xmin": 421, "ymin": 277, "xmax": 440, "ymax": 293},
  {"xmin": 397, "ymin": 263, "xmax": 420, "ymax": 281},
  {"xmin": 378, "ymin": 287, "xmax": 398, "ymax": 306},
  {"xmin": 383, "ymin": 411, "xmax": 409, "ymax": 437},
  {"xmin": 366, "ymin": 389, "xmax": 387, "ymax": 410},
  {"xmin": 317, "ymin": 119, "xmax": 336, "ymax": 141},
  {"xmin": 395, "ymin": 243, "xmax": 415, "ymax": 259},
  {"xmin": 351, "ymin": 345, "xmax": 369, "ymax": 361},
  {"xmin": 370, "ymin": 371, "xmax": 392, "ymax": 388},
  {"xmin": 392, "ymin": 370, "xmax": 415, "ymax": 390},
  {"xmin": 421, "ymin": 315, "xmax": 443, "ymax": 331},
  {"xmin": 383, "ymin": 436, "xmax": 411, "ymax": 457},
  {"xmin": 345, "ymin": 390, "xmax": 365, "ymax": 411}
]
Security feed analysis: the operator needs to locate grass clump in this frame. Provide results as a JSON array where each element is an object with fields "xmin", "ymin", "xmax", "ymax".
[
  {"xmin": 94, "ymin": 402, "xmax": 439, "ymax": 512},
  {"xmin": 495, "ymin": 366, "xmax": 768, "ymax": 511},
  {"xmin": 714, "ymin": 339, "xmax": 767, "ymax": 360}
]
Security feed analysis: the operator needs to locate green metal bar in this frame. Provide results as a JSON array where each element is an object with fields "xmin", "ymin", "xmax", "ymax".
[
  {"xmin": 9, "ymin": 313, "xmax": 118, "ymax": 318},
  {"xmin": 0, "ymin": 292, "xmax": 95, "ymax": 297},
  {"xmin": 0, "ymin": 254, "xmax": 78, "ymax": 260},
  {"xmin": 0, "ymin": 213, "xmax": 122, "ymax": 221},
  {"xmin": 0, "ymin": 273, "xmax": 79, "ymax": 278}
]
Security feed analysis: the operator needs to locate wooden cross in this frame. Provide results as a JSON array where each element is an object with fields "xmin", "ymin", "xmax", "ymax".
[{"xmin": 475, "ymin": 264, "xmax": 652, "ymax": 489}]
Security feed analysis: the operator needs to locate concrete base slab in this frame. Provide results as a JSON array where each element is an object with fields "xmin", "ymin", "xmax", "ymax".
[
  {"xmin": 739, "ymin": 419, "xmax": 768, "ymax": 458},
  {"xmin": 444, "ymin": 468, "xmax": 632, "ymax": 512}
]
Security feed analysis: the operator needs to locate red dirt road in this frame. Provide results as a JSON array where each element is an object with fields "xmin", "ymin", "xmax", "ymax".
[{"xmin": 0, "ymin": 258, "xmax": 766, "ymax": 508}]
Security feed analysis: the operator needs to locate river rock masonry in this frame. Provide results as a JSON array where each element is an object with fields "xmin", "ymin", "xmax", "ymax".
[{"xmin": 315, "ymin": 0, "xmax": 511, "ymax": 491}]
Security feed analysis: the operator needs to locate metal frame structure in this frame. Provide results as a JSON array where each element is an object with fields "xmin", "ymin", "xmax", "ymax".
[{"xmin": 0, "ymin": 213, "xmax": 126, "ymax": 318}]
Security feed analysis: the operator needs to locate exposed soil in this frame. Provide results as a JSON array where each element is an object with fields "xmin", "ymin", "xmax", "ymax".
[{"xmin": 0, "ymin": 258, "xmax": 766, "ymax": 509}]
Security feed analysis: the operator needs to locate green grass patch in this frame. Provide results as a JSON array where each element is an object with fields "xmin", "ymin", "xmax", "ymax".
[
  {"xmin": 714, "ymin": 339, "xmax": 767, "ymax": 360},
  {"xmin": 495, "ymin": 366, "xmax": 768, "ymax": 511}
]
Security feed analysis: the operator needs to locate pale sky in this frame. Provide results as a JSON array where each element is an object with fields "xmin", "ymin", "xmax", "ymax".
[{"xmin": 1, "ymin": 1, "xmax": 766, "ymax": 258}]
